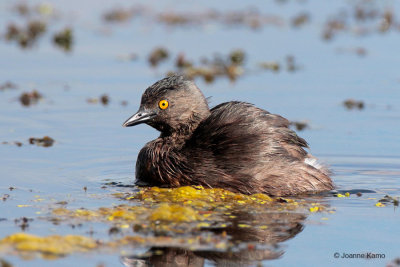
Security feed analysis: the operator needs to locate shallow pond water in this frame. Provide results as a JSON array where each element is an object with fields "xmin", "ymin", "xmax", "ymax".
[{"xmin": 1, "ymin": 0, "xmax": 399, "ymax": 266}]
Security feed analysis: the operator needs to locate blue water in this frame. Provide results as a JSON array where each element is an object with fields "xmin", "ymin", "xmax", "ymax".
[{"xmin": 1, "ymin": 0, "xmax": 399, "ymax": 266}]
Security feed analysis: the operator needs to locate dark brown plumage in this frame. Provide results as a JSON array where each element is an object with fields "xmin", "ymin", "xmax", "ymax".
[{"xmin": 123, "ymin": 75, "xmax": 334, "ymax": 196}]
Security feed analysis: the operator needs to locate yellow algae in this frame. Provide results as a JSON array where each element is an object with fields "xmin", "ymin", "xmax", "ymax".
[
  {"xmin": 149, "ymin": 203, "xmax": 201, "ymax": 222},
  {"xmin": 375, "ymin": 202, "xmax": 385, "ymax": 207},
  {"xmin": 345, "ymin": 192, "xmax": 350, "ymax": 197},
  {"xmin": 43, "ymin": 186, "xmax": 317, "ymax": 243},
  {"xmin": 336, "ymin": 194, "xmax": 346, "ymax": 198},
  {"xmin": 309, "ymin": 207, "xmax": 319, "ymax": 213},
  {"xmin": 52, "ymin": 208, "xmax": 71, "ymax": 215},
  {"xmin": 17, "ymin": 205, "xmax": 31, "ymax": 208},
  {"xmin": 251, "ymin": 193, "xmax": 272, "ymax": 202},
  {"xmin": 197, "ymin": 222, "xmax": 211, "ymax": 228},
  {"xmin": 134, "ymin": 186, "xmax": 274, "ymax": 206},
  {"xmin": 0, "ymin": 233, "xmax": 97, "ymax": 256},
  {"xmin": 215, "ymin": 241, "xmax": 227, "ymax": 250}
]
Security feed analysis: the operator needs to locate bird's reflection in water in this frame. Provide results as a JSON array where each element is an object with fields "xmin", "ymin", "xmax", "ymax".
[{"xmin": 121, "ymin": 209, "xmax": 307, "ymax": 267}]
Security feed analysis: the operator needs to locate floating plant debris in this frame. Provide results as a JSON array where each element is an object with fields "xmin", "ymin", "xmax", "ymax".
[
  {"xmin": 87, "ymin": 95, "xmax": 110, "ymax": 105},
  {"xmin": 290, "ymin": 121, "xmax": 309, "ymax": 131},
  {"xmin": 258, "ymin": 61, "xmax": 280, "ymax": 72},
  {"xmin": 291, "ymin": 13, "xmax": 310, "ymax": 28},
  {"xmin": 336, "ymin": 47, "xmax": 367, "ymax": 57},
  {"xmin": 13, "ymin": 3, "xmax": 55, "ymax": 17},
  {"xmin": 170, "ymin": 50, "xmax": 246, "ymax": 83},
  {"xmin": 322, "ymin": 3, "xmax": 400, "ymax": 41},
  {"xmin": 1, "ymin": 141, "xmax": 22, "ymax": 147},
  {"xmin": 378, "ymin": 195, "xmax": 399, "ymax": 206},
  {"xmin": 343, "ymin": 99, "xmax": 365, "ymax": 110},
  {"xmin": 29, "ymin": 136, "xmax": 54, "ymax": 147},
  {"xmin": 100, "ymin": 95, "xmax": 109, "ymax": 105},
  {"xmin": 103, "ymin": 8, "xmax": 136, "ymax": 22},
  {"xmin": 0, "ymin": 82, "xmax": 17, "ymax": 91},
  {"xmin": 5, "ymin": 21, "xmax": 46, "ymax": 48},
  {"xmin": 175, "ymin": 53, "xmax": 193, "ymax": 69},
  {"xmin": 286, "ymin": 55, "xmax": 300, "ymax": 72},
  {"xmin": 19, "ymin": 90, "xmax": 42, "ymax": 106},
  {"xmin": 148, "ymin": 47, "xmax": 169, "ymax": 67},
  {"xmin": 53, "ymin": 28, "xmax": 73, "ymax": 52},
  {"xmin": 14, "ymin": 217, "xmax": 33, "ymax": 231},
  {"xmin": 14, "ymin": 3, "xmax": 30, "ymax": 16}
]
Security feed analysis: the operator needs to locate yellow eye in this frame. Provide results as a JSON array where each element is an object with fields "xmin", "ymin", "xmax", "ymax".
[{"xmin": 159, "ymin": 99, "xmax": 169, "ymax": 110}]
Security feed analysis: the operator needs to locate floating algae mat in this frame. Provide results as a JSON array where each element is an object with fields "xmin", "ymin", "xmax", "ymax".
[{"xmin": 0, "ymin": 186, "xmax": 331, "ymax": 261}]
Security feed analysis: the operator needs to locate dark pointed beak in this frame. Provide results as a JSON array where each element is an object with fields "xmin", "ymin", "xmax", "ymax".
[{"xmin": 122, "ymin": 109, "xmax": 157, "ymax": 127}]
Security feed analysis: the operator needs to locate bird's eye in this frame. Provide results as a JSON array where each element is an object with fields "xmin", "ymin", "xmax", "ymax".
[{"xmin": 158, "ymin": 99, "xmax": 169, "ymax": 110}]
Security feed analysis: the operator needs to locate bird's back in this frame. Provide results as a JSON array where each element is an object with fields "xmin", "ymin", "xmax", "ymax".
[{"xmin": 184, "ymin": 101, "xmax": 333, "ymax": 196}]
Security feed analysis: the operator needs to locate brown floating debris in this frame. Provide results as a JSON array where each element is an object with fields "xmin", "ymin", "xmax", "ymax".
[
  {"xmin": 103, "ymin": 8, "xmax": 134, "ymax": 22},
  {"xmin": 87, "ymin": 98, "xmax": 98, "ymax": 104},
  {"xmin": 2, "ymin": 141, "xmax": 23, "ymax": 147},
  {"xmin": 229, "ymin": 49, "xmax": 246, "ymax": 65},
  {"xmin": 0, "ymin": 258, "xmax": 13, "ymax": 267},
  {"xmin": 13, "ymin": 3, "xmax": 55, "ymax": 17},
  {"xmin": 258, "ymin": 62, "xmax": 280, "ymax": 72},
  {"xmin": 175, "ymin": 53, "xmax": 193, "ymax": 69},
  {"xmin": 323, "ymin": 4, "xmax": 399, "ymax": 41},
  {"xmin": 148, "ymin": 47, "xmax": 169, "ymax": 67},
  {"xmin": 87, "ymin": 95, "xmax": 110, "ymax": 105},
  {"xmin": 336, "ymin": 47, "xmax": 367, "ymax": 57},
  {"xmin": 286, "ymin": 55, "xmax": 300, "ymax": 72},
  {"xmin": 53, "ymin": 28, "xmax": 73, "ymax": 52},
  {"xmin": 14, "ymin": 142, "xmax": 23, "ymax": 147},
  {"xmin": 171, "ymin": 50, "xmax": 246, "ymax": 83},
  {"xmin": 290, "ymin": 121, "xmax": 309, "ymax": 131},
  {"xmin": 291, "ymin": 13, "xmax": 310, "ymax": 28},
  {"xmin": 100, "ymin": 94, "xmax": 109, "ymax": 105},
  {"xmin": 19, "ymin": 90, "xmax": 42, "ymax": 106},
  {"xmin": 378, "ymin": 195, "xmax": 399, "ymax": 206},
  {"xmin": 15, "ymin": 3, "xmax": 30, "ymax": 16},
  {"xmin": 5, "ymin": 21, "xmax": 46, "ymax": 48},
  {"xmin": 14, "ymin": 217, "xmax": 33, "ymax": 231},
  {"xmin": 29, "ymin": 136, "xmax": 54, "ymax": 147},
  {"xmin": 343, "ymin": 99, "xmax": 364, "ymax": 110},
  {"xmin": 0, "ymin": 82, "xmax": 17, "ymax": 91}
]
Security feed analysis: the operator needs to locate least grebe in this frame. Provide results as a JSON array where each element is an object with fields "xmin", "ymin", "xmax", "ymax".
[{"xmin": 123, "ymin": 75, "xmax": 334, "ymax": 196}]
